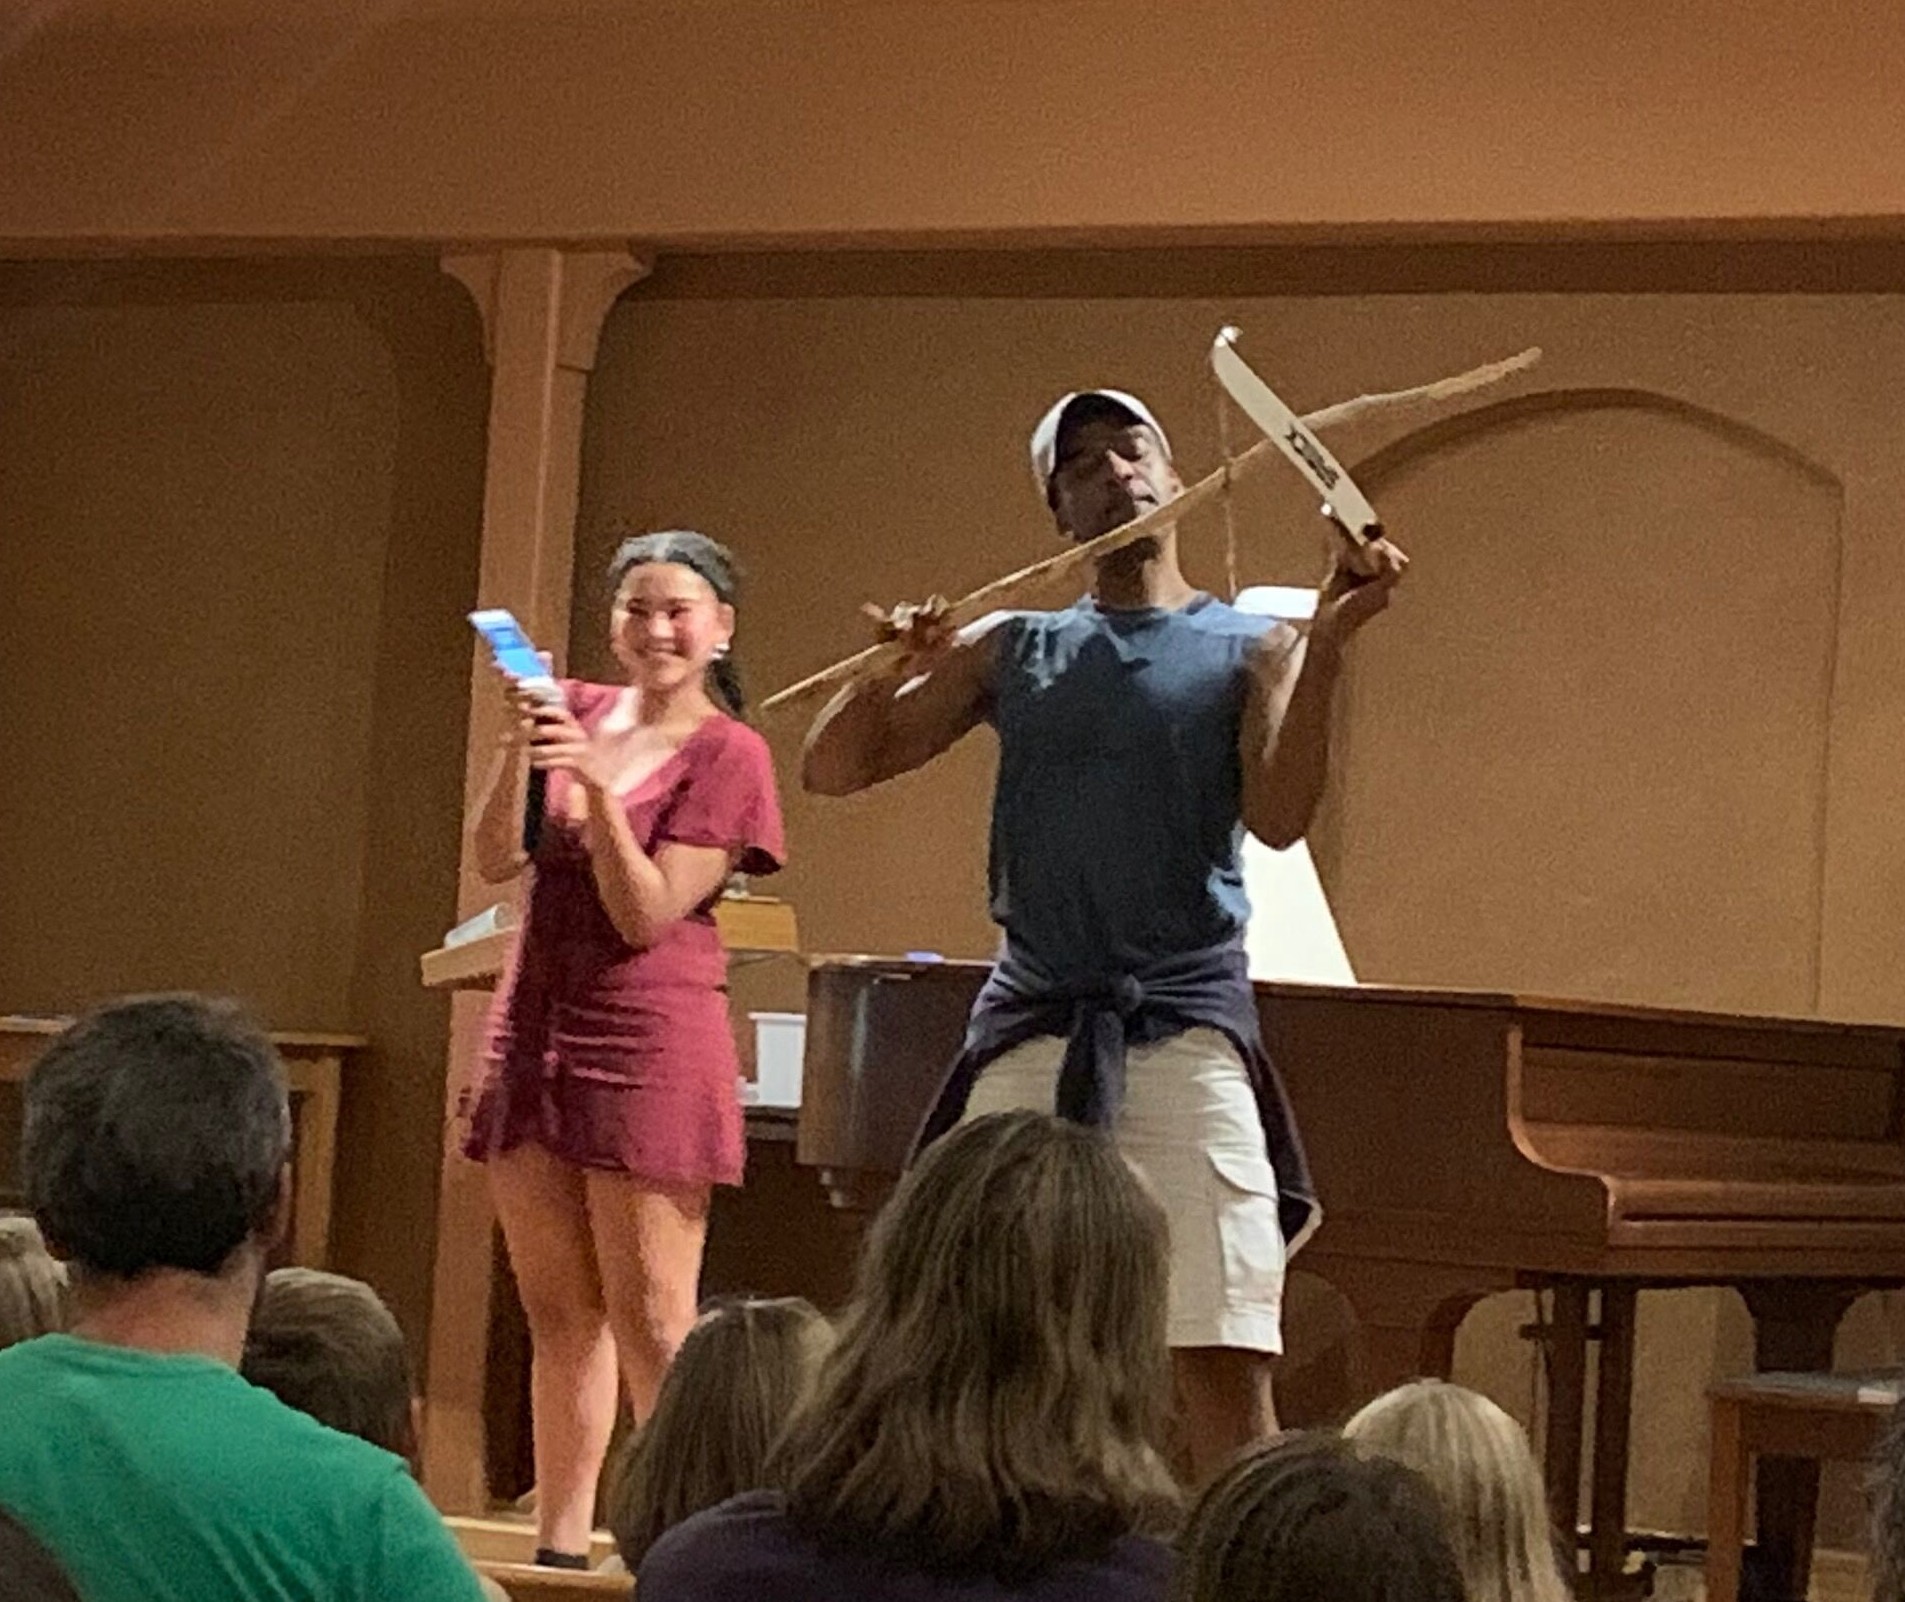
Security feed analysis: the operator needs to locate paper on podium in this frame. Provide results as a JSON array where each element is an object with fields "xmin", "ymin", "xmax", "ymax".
[{"xmin": 1234, "ymin": 586, "xmax": 1356, "ymax": 986}]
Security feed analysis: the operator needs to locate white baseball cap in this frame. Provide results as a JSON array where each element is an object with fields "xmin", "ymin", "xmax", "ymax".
[{"xmin": 1028, "ymin": 388, "xmax": 1172, "ymax": 499}]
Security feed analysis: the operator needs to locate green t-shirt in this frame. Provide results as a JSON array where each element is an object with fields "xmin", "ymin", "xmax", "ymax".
[{"xmin": 0, "ymin": 1334, "xmax": 487, "ymax": 1602}]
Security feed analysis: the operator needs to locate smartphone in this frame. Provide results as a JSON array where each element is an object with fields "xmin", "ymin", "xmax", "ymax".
[
  {"xmin": 470, "ymin": 608, "xmax": 562, "ymax": 855},
  {"xmin": 469, "ymin": 609, "xmax": 565, "ymax": 707}
]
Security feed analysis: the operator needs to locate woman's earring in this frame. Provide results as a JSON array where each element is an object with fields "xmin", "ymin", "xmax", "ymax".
[{"xmin": 713, "ymin": 641, "xmax": 731, "ymax": 659}]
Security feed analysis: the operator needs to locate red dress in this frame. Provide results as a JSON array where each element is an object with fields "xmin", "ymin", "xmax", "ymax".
[{"xmin": 462, "ymin": 683, "xmax": 785, "ymax": 1188}]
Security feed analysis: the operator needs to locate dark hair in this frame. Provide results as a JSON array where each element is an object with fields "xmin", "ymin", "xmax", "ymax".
[
  {"xmin": 607, "ymin": 529, "xmax": 747, "ymax": 715},
  {"xmin": 1175, "ymin": 1433, "xmax": 1469, "ymax": 1602},
  {"xmin": 609, "ymin": 1295, "xmax": 833, "ymax": 1568},
  {"xmin": 23, "ymin": 996, "xmax": 291, "ymax": 1277},
  {"xmin": 779, "ymin": 1111, "xmax": 1179, "ymax": 1580},
  {"xmin": 1869, "ymin": 1399, "xmax": 1905, "ymax": 1601},
  {"xmin": 242, "ymin": 1267, "xmax": 418, "ymax": 1467},
  {"xmin": 0, "ymin": 1508, "xmax": 84, "ymax": 1602}
]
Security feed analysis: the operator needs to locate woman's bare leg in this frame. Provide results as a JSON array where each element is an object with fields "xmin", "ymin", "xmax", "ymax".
[
  {"xmin": 1173, "ymin": 1345, "xmax": 1279, "ymax": 1485},
  {"xmin": 587, "ymin": 1170, "xmax": 711, "ymax": 1423},
  {"xmin": 489, "ymin": 1144, "xmax": 619, "ymax": 1556}
]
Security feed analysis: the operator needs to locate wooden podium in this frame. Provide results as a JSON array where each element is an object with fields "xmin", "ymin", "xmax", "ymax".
[{"xmin": 419, "ymin": 894, "xmax": 801, "ymax": 989}]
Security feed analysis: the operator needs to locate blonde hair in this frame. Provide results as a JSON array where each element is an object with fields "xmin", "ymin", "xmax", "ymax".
[
  {"xmin": 1344, "ymin": 1381, "xmax": 1573, "ymax": 1602},
  {"xmin": 608, "ymin": 1295, "xmax": 833, "ymax": 1568},
  {"xmin": 0, "ymin": 1215, "xmax": 67, "ymax": 1349},
  {"xmin": 1867, "ymin": 1397, "xmax": 1905, "ymax": 1602},
  {"xmin": 778, "ymin": 1111, "xmax": 1180, "ymax": 1579}
]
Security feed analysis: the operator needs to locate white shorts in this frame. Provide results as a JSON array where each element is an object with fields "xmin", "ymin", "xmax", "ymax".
[{"xmin": 961, "ymin": 1026, "xmax": 1285, "ymax": 1354}]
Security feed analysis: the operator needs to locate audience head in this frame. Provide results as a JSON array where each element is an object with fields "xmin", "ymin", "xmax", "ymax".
[
  {"xmin": 23, "ymin": 995, "xmax": 291, "ymax": 1292},
  {"xmin": 242, "ymin": 1267, "xmax": 418, "ymax": 1468},
  {"xmin": 1345, "ymin": 1380, "xmax": 1572, "ymax": 1602},
  {"xmin": 1174, "ymin": 1432, "xmax": 1468, "ymax": 1602},
  {"xmin": 609, "ymin": 1294, "xmax": 833, "ymax": 1569},
  {"xmin": 0, "ymin": 1508, "xmax": 84, "ymax": 1602},
  {"xmin": 779, "ymin": 1110, "xmax": 1178, "ymax": 1578},
  {"xmin": 0, "ymin": 1214, "xmax": 67, "ymax": 1349},
  {"xmin": 1869, "ymin": 1398, "xmax": 1905, "ymax": 1602}
]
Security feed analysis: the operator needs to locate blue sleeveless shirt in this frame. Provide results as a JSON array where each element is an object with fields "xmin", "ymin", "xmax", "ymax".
[
  {"xmin": 916, "ymin": 593, "xmax": 1321, "ymax": 1249},
  {"xmin": 987, "ymin": 593, "xmax": 1273, "ymax": 979}
]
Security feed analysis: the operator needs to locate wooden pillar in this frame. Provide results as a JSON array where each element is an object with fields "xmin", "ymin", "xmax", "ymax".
[{"xmin": 420, "ymin": 246, "xmax": 648, "ymax": 1511}]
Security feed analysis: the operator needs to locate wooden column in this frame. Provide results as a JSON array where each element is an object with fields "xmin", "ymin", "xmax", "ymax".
[{"xmin": 420, "ymin": 246, "xmax": 647, "ymax": 1511}]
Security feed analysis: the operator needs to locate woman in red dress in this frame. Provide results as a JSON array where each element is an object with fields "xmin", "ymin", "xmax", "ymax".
[{"xmin": 462, "ymin": 531, "xmax": 784, "ymax": 1567}]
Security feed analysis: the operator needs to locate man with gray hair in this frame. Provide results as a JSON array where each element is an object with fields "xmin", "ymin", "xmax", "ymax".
[
  {"xmin": 803, "ymin": 387, "xmax": 1406, "ymax": 1478},
  {"xmin": 0, "ymin": 994, "xmax": 486, "ymax": 1602}
]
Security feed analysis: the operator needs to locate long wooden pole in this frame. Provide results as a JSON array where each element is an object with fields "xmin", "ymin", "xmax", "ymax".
[{"xmin": 760, "ymin": 346, "xmax": 1541, "ymax": 713}]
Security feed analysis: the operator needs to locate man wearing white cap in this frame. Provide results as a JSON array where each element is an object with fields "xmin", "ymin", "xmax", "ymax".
[{"xmin": 802, "ymin": 386, "xmax": 1406, "ymax": 1479}]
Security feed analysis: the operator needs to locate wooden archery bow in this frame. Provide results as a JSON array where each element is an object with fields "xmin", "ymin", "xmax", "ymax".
[{"xmin": 760, "ymin": 343, "xmax": 1541, "ymax": 714}]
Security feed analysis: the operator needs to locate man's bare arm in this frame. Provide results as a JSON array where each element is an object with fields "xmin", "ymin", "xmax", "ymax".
[
  {"xmin": 1239, "ymin": 536, "xmax": 1408, "ymax": 847},
  {"xmin": 1239, "ymin": 623, "xmax": 1342, "ymax": 850},
  {"xmin": 801, "ymin": 616, "xmax": 1007, "ymax": 797}
]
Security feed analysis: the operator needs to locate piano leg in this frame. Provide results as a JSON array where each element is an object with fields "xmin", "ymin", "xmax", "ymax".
[
  {"xmin": 1306, "ymin": 1254, "xmax": 1506, "ymax": 1398},
  {"xmin": 1736, "ymin": 1282, "xmax": 1864, "ymax": 1602},
  {"xmin": 1529, "ymin": 1280, "xmax": 1646, "ymax": 1602},
  {"xmin": 1587, "ymin": 1285, "xmax": 1641, "ymax": 1598},
  {"xmin": 1542, "ymin": 1282, "xmax": 1590, "ymax": 1544}
]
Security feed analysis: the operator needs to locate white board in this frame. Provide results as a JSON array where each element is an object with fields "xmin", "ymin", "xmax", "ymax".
[{"xmin": 1234, "ymin": 586, "xmax": 1356, "ymax": 985}]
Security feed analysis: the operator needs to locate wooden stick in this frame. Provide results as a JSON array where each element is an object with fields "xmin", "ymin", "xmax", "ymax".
[{"xmin": 761, "ymin": 345, "xmax": 1542, "ymax": 713}]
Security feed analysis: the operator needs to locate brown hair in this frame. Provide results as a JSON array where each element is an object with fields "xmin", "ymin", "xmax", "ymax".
[
  {"xmin": 0, "ymin": 1214, "xmax": 67, "ymax": 1350},
  {"xmin": 779, "ymin": 1110, "xmax": 1180, "ymax": 1579},
  {"xmin": 1345, "ymin": 1381, "xmax": 1573, "ymax": 1602},
  {"xmin": 608, "ymin": 1295, "xmax": 833, "ymax": 1568},
  {"xmin": 241, "ymin": 1267, "xmax": 417, "ymax": 1467},
  {"xmin": 1175, "ymin": 1432, "xmax": 1468, "ymax": 1602}
]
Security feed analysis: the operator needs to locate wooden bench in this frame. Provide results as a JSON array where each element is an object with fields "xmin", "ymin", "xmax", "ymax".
[
  {"xmin": 446, "ymin": 1514, "xmax": 617, "ymax": 1570},
  {"xmin": 1705, "ymin": 1370, "xmax": 1901, "ymax": 1602},
  {"xmin": 471, "ymin": 1560, "xmax": 631, "ymax": 1601}
]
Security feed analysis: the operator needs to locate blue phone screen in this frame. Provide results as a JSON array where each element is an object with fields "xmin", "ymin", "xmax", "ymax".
[{"xmin": 470, "ymin": 610, "xmax": 550, "ymax": 681}]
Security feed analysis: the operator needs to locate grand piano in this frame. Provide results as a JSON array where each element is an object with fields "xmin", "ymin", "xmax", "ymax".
[{"xmin": 797, "ymin": 955, "xmax": 1905, "ymax": 1599}]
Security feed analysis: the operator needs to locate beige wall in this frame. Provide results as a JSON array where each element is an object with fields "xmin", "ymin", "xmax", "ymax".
[
  {"xmin": 3, "ymin": 233, "xmax": 1902, "ymax": 1535},
  {"xmin": 0, "ymin": 257, "xmax": 488, "ymax": 1355},
  {"xmin": 4, "ymin": 2, "xmax": 1905, "ymax": 247},
  {"xmin": 570, "ymin": 250, "xmax": 1905, "ymax": 1537}
]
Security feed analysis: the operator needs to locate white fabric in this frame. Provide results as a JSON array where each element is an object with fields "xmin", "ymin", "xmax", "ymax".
[
  {"xmin": 961, "ymin": 1026, "xmax": 1284, "ymax": 1353},
  {"xmin": 1028, "ymin": 389, "xmax": 1173, "ymax": 494}
]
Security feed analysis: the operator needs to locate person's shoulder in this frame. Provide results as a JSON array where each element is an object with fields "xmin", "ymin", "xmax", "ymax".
[
  {"xmin": 0, "ymin": 1333, "xmax": 59, "ymax": 1372},
  {"xmin": 354, "ymin": 1459, "xmax": 491, "ymax": 1600},
  {"xmin": 639, "ymin": 1491, "xmax": 801, "ymax": 1587},
  {"xmin": 1000, "ymin": 603, "xmax": 1088, "ymax": 646},
  {"xmin": 962, "ymin": 608, "xmax": 1029, "ymax": 638},
  {"xmin": 647, "ymin": 1487, "xmax": 792, "ymax": 1548},
  {"xmin": 697, "ymin": 713, "xmax": 772, "ymax": 761},
  {"xmin": 228, "ymin": 1379, "xmax": 417, "ymax": 1484},
  {"xmin": 1040, "ymin": 1534, "xmax": 1175, "ymax": 1601},
  {"xmin": 0, "ymin": 1334, "xmax": 231, "ymax": 1393},
  {"xmin": 1187, "ymin": 596, "xmax": 1282, "ymax": 637},
  {"xmin": 1105, "ymin": 1533, "xmax": 1176, "ymax": 1587}
]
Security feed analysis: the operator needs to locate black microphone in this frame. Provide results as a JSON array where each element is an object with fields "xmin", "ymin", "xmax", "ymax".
[
  {"xmin": 519, "ymin": 679, "xmax": 565, "ymax": 856},
  {"xmin": 522, "ymin": 768, "xmax": 547, "ymax": 855}
]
